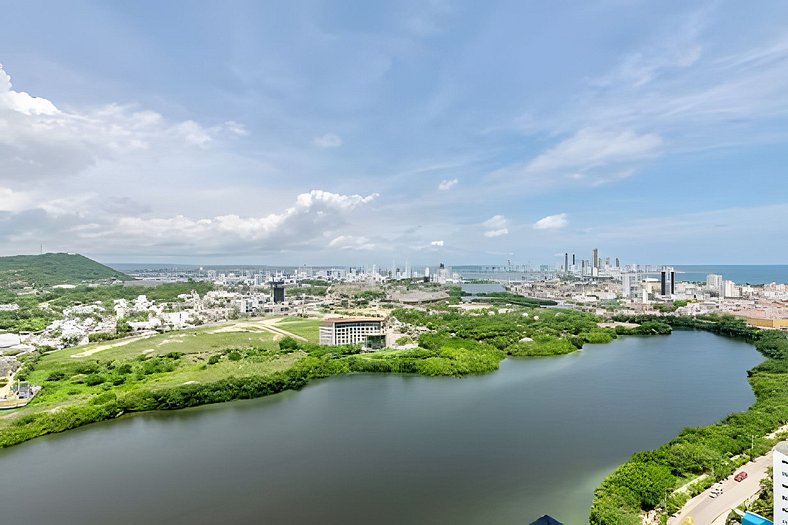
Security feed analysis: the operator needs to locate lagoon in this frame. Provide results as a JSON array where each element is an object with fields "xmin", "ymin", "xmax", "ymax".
[{"xmin": 0, "ymin": 331, "xmax": 763, "ymax": 524}]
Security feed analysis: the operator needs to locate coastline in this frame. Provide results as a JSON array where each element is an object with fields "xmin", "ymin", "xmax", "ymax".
[{"xmin": 590, "ymin": 315, "xmax": 788, "ymax": 525}]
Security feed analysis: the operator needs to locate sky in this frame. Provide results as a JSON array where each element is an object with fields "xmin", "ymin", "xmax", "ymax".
[{"xmin": 1, "ymin": 0, "xmax": 787, "ymax": 266}]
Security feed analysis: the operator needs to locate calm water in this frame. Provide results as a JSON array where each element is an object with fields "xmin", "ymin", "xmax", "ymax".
[
  {"xmin": 461, "ymin": 283, "xmax": 506, "ymax": 294},
  {"xmin": 672, "ymin": 264, "xmax": 788, "ymax": 284},
  {"xmin": 0, "ymin": 331, "xmax": 763, "ymax": 525}
]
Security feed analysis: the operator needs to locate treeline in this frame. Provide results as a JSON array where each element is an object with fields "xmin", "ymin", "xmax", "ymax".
[
  {"xmin": 281, "ymin": 334, "xmax": 504, "ymax": 377},
  {"xmin": 393, "ymin": 307, "xmax": 620, "ymax": 356},
  {"xmin": 0, "ymin": 358, "xmax": 331, "ymax": 448},
  {"xmin": 590, "ymin": 314, "xmax": 788, "ymax": 524},
  {"xmin": 468, "ymin": 292, "xmax": 558, "ymax": 307}
]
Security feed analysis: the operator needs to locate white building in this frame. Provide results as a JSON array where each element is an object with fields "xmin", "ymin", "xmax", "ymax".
[
  {"xmin": 706, "ymin": 273, "xmax": 723, "ymax": 289},
  {"xmin": 775, "ymin": 440, "xmax": 788, "ymax": 525},
  {"xmin": 319, "ymin": 317, "xmax": 386, "ymax": 348},
  {"xmin": 723, "ymin": 280, "xmax": 740, "ymax": 298}
]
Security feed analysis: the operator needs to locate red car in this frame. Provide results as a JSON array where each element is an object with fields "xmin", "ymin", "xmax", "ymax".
[{"xmin": 734, "ymin": 471, "xmax": 748, "ymax": 482}]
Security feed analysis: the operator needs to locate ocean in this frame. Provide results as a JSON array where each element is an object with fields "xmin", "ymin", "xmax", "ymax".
[
  {"xmin": 454, "ymin": 265, "xmax": 788, "ymax": 285},
  {"xmin": 671, "ymin": 265, "xmax": 788, "ymax": 285}
]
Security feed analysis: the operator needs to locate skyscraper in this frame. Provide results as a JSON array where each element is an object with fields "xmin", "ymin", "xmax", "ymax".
[
  {"xmin": 564, "ymin": 253, "xmax": 569, "ymax": 273},
  {"xmin": 660, "ymin": 267, "xmax": 675, "ymax": 296},
  {"xmin": 592, "ymin": 248, "xmax": 599, "ymax": 269}
]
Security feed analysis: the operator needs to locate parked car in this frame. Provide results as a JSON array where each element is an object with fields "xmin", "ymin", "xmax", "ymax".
[{"xmin": 734, "ymin": 471, "xmax": 748, "ymax": 482}]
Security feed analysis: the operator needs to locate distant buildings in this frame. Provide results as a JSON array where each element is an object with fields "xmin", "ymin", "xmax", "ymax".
[{"xmin": 319, "ymin": 317, "xmax": 386, "ymax": 348}]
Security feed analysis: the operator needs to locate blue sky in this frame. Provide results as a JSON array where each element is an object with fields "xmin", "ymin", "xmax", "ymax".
[{"xmin": 0, "ymin": 1, "xmax": 787, "ymax": 265}]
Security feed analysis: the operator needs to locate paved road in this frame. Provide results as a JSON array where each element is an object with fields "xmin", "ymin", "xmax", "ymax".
[{"xmin": 669, "ymin": 452, "xmax": 771, "ymax": 525}]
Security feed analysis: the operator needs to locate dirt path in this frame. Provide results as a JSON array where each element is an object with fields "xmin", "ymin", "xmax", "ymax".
[
  {"xmin": 70, "ymin": 334, "xmax": 153, "ymax": 358},
  {"xmin": 206, "ymin": 318, "xmax": 308, "ymax": 342},
  {"xmin": 261, "ymin": 318, "xmax": 308, "ymax": 341},
  {"xmin": 0, "ymin": 369, "xmax": 15, "ymax": 399}
]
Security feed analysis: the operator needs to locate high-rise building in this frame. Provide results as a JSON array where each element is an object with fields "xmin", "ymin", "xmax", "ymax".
[
  {"xmin": 775, "ymin": 441, "xmax": 788, "ymax": 524},
  {"xmin": 660, "ymin": 267, "xmax": 675, "ymax": 296},
  {"xmin": 723, "ymin": 280, "xmax": 739, "ymax": 298},
  {"xmin": 572, "ymin": 254, "xmax": 576, "ymax": 266},
  {"xmin": 706, "ymin": 274, "xmax": 723, "ymax": 289},
  {"xmin": 592, "ymin": 248, "xmax": 599, "ymax": 269},
  {"xmin": 271, "ymin": 281, "xmax": 286, "ymax": 304},
  {"xmin": 621, "ymin": 274, "xmax": 633, "ymax": 298},
  {"xmin": 615, "ymin": 257, "xmax": 620, "ymax": 268},
  {"xmin": 564, "ymin": 253, "xmax": 569, "ymax": 273}
]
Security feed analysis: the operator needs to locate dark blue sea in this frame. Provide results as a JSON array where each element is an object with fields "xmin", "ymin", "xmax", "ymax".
[{"xmin": 671, "ymin": 265, "xmax": 788, "ymax": 284}]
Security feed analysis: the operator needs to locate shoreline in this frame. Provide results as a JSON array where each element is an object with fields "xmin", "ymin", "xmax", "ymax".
[{"xmin": 590, "ymin": 314, "xmax": 788, "ymax": 524}]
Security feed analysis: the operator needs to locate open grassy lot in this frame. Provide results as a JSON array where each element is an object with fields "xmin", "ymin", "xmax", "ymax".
[
  {"xmin": 274, "ymin": 318, "xmax": 320, "ymax": 343},
  {"xmin": 0, "ymin": 321, "xmax": 308, "ymax": 433}
]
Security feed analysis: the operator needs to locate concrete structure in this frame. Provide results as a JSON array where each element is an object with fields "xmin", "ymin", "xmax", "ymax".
[
  {"xmin": 592, "ymin": 248, "xmax": 599, "ymax": 269},
  {"xmin": 271, "ymin": 281, "xmax": 286, "ymax": 304},
  {"xmin": 707, "ymin": 273, "xmax": 724, "ymax": 290},
  {"xmin": 661, "ymin": 267, "xmax": 675, "ymax": 296},
  {"xmin": 775, "ymin": 441, "xmax": 788, "ymax": 525},
  {"xmin": 319, "ymin": 317, "xmax": 385, "ymax": 348}
]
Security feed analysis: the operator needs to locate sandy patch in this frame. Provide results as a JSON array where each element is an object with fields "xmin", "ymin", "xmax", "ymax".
[{"xmin": 71, "ymin": 335, "xmax": 150, "ymax": 358}]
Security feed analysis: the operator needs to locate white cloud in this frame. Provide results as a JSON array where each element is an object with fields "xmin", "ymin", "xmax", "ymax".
[
  {"xmin": 0, "ymin": 64, "xmax": 58, "ymax": 115},
  {"xmin": 313, "ymin": 133, "xmax": 343, "ymax": 148},
  {"xmin": 0, "ymin": 187, "xmax": 33, "ymax": 212},
  {"xmin": 430, "ymin": 240, "xmax": 444, "ymax": 246},
  {"xmin": 0, "ymin": 64, "xmax": 236, "ymax": 182},
  {"xmin": 0, "ymin": 189, "xmax": 378, "ymax": 256},
  {"xmin": 482, "ymin": 215, "xmax": 509, "ymax": 237},
  {"xmin": 327, "ymin": 235, "xmax": 376, "ymax": 251},
  {"xmin": 437, "ymin": 178, "xmax": 458, "ymax": 191},
  {"xmin": 533, "ymin": 213, "xmax": 568, "ymax": 230},
  {"xmin": 524, "ymin": 129, "xmax": 662, "ymax": 175}
]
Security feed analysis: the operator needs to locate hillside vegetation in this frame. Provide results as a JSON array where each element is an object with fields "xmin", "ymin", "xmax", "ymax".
[{"xmin": 0, "ymin": 253, "xmax": 131, "ymax": 288}]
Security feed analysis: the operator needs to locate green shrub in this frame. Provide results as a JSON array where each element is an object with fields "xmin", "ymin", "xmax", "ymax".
[{"xmin": 84, "ymin": 374, "xmax": 105, "ymax": 386}]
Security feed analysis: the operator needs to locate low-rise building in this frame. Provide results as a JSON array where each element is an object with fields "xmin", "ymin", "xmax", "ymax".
[{"xmin": 319, "ymin": 317, "xmax": 386, "ymax": 348}]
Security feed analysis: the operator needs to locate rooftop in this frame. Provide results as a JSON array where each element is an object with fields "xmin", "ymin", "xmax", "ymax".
[
  {"xmin": 775, "ymin": 439, "xmax": 788, "ymax": 455},
  {"xmin": 320, "ymin": 316, "xmax": 385, "ymax": 325}
]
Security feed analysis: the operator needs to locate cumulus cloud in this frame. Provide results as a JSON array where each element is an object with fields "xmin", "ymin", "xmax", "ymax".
[
  {"xmin": 0, "ymin": 64, "xmax": 237, "ymax": 182},
  {"xmin": 437, "ymin": 178, "xmax": 458, "ymax": 190},
  {"xmin": 533, "ymin": 213, "xmax": 568, "ymax": 230},
  {"xmin": 482, "ymin": 215, "xmax": 509, "ymax": 237},
  {"xmin": 524, "ymin": 129, "xmax": 662, "ymax": 175},
  {"xmin": 313, "ymin": 133, "xmax": 343, "ymax": 148},
  {"xmin": 0, "ymin": 189, "xmax": 378, "ymax": 256},
  {"xmin": 328, "ymin": 235, "xmax": 376, "ymax": 251},
  {"xmin": 0, "ymin": 187, "xmax": 33, "ymax": 212},
  {"xmin": 0, "ymin": 65, "xmax": 58, "ymax": 115},
  {"xmin": 430, "ymin": 240, "xmax": 444, "ymax": 246}
]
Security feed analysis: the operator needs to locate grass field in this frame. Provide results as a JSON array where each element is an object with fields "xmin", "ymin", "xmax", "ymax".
[
  {"xmin": 0, "ymin": 318, "xmax": 321, "ymax": 430},
  {"xmin": 274, "ymin": 318, "xmax": 321, "ymax": 343}
]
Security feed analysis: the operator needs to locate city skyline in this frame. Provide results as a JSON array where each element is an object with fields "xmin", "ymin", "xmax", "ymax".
[{"xmin": 1, "ymin": 1, "xmax": 788, "ymax": 264}]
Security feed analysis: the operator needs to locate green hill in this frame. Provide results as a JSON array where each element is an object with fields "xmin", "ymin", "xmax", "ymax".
[{"xmin": 0, "ymin": 253, "xmax": 132, "ymax": 288}]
